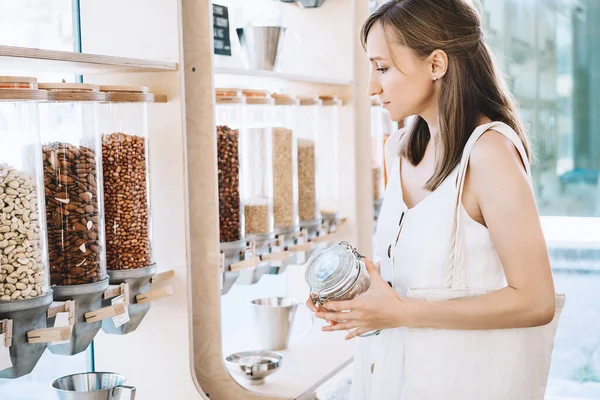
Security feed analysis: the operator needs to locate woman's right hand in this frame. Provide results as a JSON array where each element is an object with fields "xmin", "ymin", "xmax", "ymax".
[{"xmin": 307, "ymin": 295, "xmax": 338, "ymax": 325}]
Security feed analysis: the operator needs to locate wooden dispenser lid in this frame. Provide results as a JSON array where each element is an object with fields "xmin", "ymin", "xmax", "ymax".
[
  {"xmin": 216, "ymin": 87, "xmax": 245, "ymax": 104},
  {"xmin": 242, "ymin": 89, "xmax": 275, "ymax": 105},
  {"xmin": 318, "ymin": 94, "xmax": 343, "ymax": 106},
  {"xmin": 298, "ymin": 96, "xmax": 322, "ymax": 106},
  {"xmin": 99, "ymin": 85, "xmax": 154, "ymax": 103},
  {"xmin": 272, "ymin": 93, "xmax": 299, "ymax": 106},
  {"xmin": 0, "ymin": 76, "xmax": 47, "ymax": 101},
  {"xmin": 39, "ymin": 82, "xmax": 105, "ymax": 102}
]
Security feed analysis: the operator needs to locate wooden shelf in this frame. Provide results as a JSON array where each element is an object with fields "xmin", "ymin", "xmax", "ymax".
[
  {"xmin": 215, "ymin": 67, "xmax": 353, "ymax": 86},
  {"xmin": 0, "ymin": 45, "xmax": 178, "ymax": 75},
  {"xmin": 224, "ymin": 318, "xmax": 354, "ymax": 400}
]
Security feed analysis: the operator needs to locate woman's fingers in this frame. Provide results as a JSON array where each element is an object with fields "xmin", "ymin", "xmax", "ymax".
[
  {"xmin": 322, "ymin": 320, "xmax": 364, "ymax": 332},
  {"xmin": 345, "ymin": 327, "xmax": 373, "ymax": 340},
  {"xmin": 306, "ymin": 296, "xmax": 319, "ymax": 312},
  {"xmin": 315, "ymin": 310, "xmax": 359, "ymax": 322}
]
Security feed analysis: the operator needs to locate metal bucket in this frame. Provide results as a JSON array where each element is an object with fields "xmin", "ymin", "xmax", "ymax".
[
  {"xmin": 249, "ymin": 297, "xmax": 312, "ymax": 350},
  {"xmin": 236, "ymin": 26, "xmax": 286, "ymax": 71},
  {"xmin": 51, "ymin": 372, "xmax": 136, "ymax": 400}
]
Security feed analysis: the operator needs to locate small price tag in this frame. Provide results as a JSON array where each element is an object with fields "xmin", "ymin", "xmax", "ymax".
[
  {"xmin": 0, "ymin": 333, "xmax": 12, "ymax": 371},
  {"xmin": 111, "ymin": 295, "xmax": 130, "ymax": 328},
  {"xmin": 53, "ymin": 312, "xmax": 72, "ymax": 345}
]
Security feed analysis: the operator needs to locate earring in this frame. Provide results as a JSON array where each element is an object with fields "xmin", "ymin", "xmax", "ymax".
[{"xmin": 433, "ymin": 76, "xmax": 438, "ymax": 81}]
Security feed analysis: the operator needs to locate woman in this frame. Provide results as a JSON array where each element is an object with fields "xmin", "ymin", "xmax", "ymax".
[{"xmin": 306, "ymin": 0, "xmax": 558, "ymax": 399}]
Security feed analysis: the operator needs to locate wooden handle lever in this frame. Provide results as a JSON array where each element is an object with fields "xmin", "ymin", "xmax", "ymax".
[
  {"xmin": 84, "ymin": 303, "xmax": 127, "ymax": 323},
  {"xmin": 0, "ymin": 319, "xmax": 12, "ymax": 347},
  {"xmin": 260, "ymin": 251, "xmax": 290, "ymax": 262},
  {"xmin": 287, "ymin": 242, "xmax": 313, "ymax": 252},
  {"xmin": 136, "ymin": 285, "xmax": 174, "ymax": 304},
  {"xmin": 229, "ymin": 257, "xmax": 259, "ymax": 272},
  {"xmin": 27, "ymin": 326, "xmax": 72, "ymax": 344},
  {"xmin": 151, "ymin": 270, "xmax": 174, "ymax": 283}
]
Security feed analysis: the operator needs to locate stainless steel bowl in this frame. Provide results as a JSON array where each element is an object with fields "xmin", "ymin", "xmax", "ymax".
[{"xmin": 226, "ymin": 350, "xmax": 283, "ymax": 385}]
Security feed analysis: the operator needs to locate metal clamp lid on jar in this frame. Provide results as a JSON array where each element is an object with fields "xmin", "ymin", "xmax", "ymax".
[{"xmin": 305, "ymin": 241, "xmax": 365, "ymax": 305}]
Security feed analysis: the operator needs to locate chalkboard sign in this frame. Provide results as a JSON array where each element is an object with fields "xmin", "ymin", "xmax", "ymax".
[{"xmin": 213, "ymin": 4, "xmax": 232, "ymax": 56}]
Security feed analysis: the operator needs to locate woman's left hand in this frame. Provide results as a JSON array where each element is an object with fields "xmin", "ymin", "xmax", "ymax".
[{"xmin": 315, "ymin": 257, "xmax": 413, "ymax": 340}]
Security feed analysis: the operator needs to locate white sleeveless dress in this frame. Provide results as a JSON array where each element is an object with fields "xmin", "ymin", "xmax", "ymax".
[{"xmin": 350, "ymin": 121, "xmax": 529, "ymax": 400}]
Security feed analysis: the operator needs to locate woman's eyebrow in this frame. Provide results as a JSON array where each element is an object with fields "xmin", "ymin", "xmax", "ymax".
[{"xmin": 369, "ymin": 56, "xmax": 388, "ymax": 62}]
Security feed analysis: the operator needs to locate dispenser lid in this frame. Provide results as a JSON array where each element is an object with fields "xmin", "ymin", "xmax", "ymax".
[
  {"xmin": 216, "ymin": 88, "xmax": 245, "ymax": 104},
  {"xmin": 318, "ymin": 94, "xmax": 342, "ymax": 106},
  {"xmin": 39, "ymin": 82, "xmax": 104, "ymax": 102},
  {"xmin": 272, "ymin": 93, "xmax": 299, "ymax": 106},
  {"xmin": 0, "ymin": 76, "xmax": 47, "ymax": 101},
  {"xmin": 242, "ymin": 89, "xmax": 274, "ymax": 105},
  {"xmin": 100, "ymin": 85, "xmax": 153, "ymax": 103},
  {"xmin": 298, "ymin": 96, "xmax": 322, "ymax": 106}
]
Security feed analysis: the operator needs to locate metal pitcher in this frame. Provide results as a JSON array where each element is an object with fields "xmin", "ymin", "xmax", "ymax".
[{"xmin": 51, "ymin": 372, "xmax": 136, "ymax": 400}]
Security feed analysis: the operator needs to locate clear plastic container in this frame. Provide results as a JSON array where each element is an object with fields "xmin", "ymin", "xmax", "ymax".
[
  {"xmin": 216, "ymin": 88, "xmax": 245, "ymax": 244},
  {"xmin": 240, "ymin": 89, "xmax": 274, "ymax": 240},
  {"xmin": 305, "ymin": 241, "xmax": 370, "ymax": 306},
  {"xmin": 317, "ymin": 95, "xmax": 342, "ymax": 221},
  {"xmin": 0, "ymin": 76, "xmax": 50, "ymax": 302},
  {"xmin": 38, "ymin": 83, "xmax": 107, "ymax": 286},
  {"xmin": 99, "ymin": 86, "xmax": 154, "ymax": 270},
  {"xmin": 271, "ymin": 94, "xmax": 299, "ymax": 235},
  {"xmin": 371, "ymin": 97, "xmax": 385, "ymax": 202},
  {"xmin": 296, "ymin": 97, "xmax": 322, "ymax": 229}
]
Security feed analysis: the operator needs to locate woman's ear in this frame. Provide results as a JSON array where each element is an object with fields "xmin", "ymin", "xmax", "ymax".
[{"xmin": 429, "ymin": 49, "xmax": 448, "ymax": 81}]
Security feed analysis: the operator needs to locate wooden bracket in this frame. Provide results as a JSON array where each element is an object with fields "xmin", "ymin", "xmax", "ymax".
[
  {"xmin": 287, "ymin": 242, "xmax": 313, "ymax": 252},
  {"xmin": 136, "ymin": 285, "xmax": 174, "ymax": 304},
  {"xmin": 103, "ymin": 283, "xmax": 130, "ymax": 306},
  {"xmin": 0, "ymin": 319, "xmax": 13, "ymax": 347},
  {"xmin": 84, "ymin": 302, "xmax": 127, "ymax": 323},
  {"xmin": 47, "ymin": 300, "xmax": 76, "ymax": 325},
  {"xmin": 151, "ymin": 269, "xmax": 174, "ymax": 284},
  {"xmin": 27, "ymin": 326, "xmax": 72, "ymax": 344}
]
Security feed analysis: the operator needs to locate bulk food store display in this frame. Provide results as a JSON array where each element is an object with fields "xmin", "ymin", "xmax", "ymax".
[
  {"xmin": 295, "ymin": 96, "xmax": 322, "ymax": 239},
  {"xmin": 240, "ymin": 89, "xmax": 275, "ymax": 248},
  {"xmin": 317, "ymin": 95, "xmax": 342, "ymax": 223},
  {"xmin": 99, "ymin": 85, "xmax": 166, "ymax": 335},
  {"xmin": 371, "ymin": 96, "xmax": 385, "ymax": 219},
  {"xmin": 0, "ymin": 76, "xmax": 53, "ymax": 379},
  {"xmin": 38, "ymin": 82, "xmax": 115, "ymax": 356}
]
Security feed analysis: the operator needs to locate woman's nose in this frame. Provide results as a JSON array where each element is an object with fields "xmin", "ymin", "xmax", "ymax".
[{"xmin": 368, "ymin": 75, "xmax": 383, "ymax": 97}]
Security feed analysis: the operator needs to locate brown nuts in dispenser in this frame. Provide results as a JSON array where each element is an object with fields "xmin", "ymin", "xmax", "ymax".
[
  {"xmin": 102, "ymin": 133, "xmax": 152, "ymax": 270},
  {"xmin": 217, "ymin": 125, "xmax": 243, "ymax": 243},
  {"xmin": 43, "ymin": 143, "xmax": 104, "ymax": 285},
  {"xmin": 0, "ymin": 164, "xmax": 47, "ymax": 301}
]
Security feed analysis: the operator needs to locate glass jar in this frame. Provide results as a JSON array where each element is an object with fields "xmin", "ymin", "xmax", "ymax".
[
  {"xmin": 271, "ymin": 93, "xmax": 299, "ymax": 235},
  {"xmin": 305, "ymin": 241, "xmax": 370, "ymax": 307},
  {"xmin": 371, "ymin": 97, "xmax": 385, "ymax": 203},
  {"xmin": 296, "ymin": 96, "xmax": 322, "ymax": 231},
  {"xmin": 240, "ymin": 89, "xmax": 274, "ymax": 241},
  {"xmin": 317, "ymin": 95, "xmax": 342, "ymax": 221},
  {"xmin": 216, "ymin": 88, "xmax": 245, "ymax": 244},
  {"xmin": 38, "ymin": 83, "xmax": 107, "ymax": 286},
  {"xmin": 0, "ymin": 76, "xmax": 50, "ymax": 302},
  {"xmin": 99, "ymin": 85, "xmax": 154, "ymax": 270}
]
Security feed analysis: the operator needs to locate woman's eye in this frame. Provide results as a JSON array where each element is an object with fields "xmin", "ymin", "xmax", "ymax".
[{"xmin": 376, "ymin": 67, "xmax": 388, "ymax": 73}]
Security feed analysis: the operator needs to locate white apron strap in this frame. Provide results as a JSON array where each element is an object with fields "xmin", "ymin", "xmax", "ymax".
[{"xmin": 445, "ymin": 121, "xmax": 532, "ymax": 288}]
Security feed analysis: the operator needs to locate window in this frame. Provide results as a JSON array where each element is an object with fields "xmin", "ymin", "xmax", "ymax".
[{"xmin": 480, "ymin": 0, "xmax": 600, "ymax": 398}]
